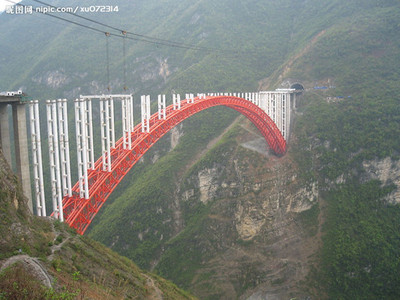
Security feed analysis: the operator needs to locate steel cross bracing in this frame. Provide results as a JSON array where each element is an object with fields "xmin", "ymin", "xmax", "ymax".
[{"xmin": 28, "ymin": 90, "xmax": 294, "ymax": 234}]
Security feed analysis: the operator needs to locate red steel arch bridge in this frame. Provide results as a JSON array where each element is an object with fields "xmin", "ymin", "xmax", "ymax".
[{"xmin": 28, "ymin": 90, "xmax": 295, "ymax": 234}]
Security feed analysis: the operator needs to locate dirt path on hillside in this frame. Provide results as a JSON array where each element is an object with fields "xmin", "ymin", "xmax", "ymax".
[
  {"xmin": 143, "ymin": 274, "xmax": 163, "ymax": 300},
  {"xmin": 0, "ymin": 221, "xmax": 71, "ymax": 288},
  {"xmin": 47, "ymin": 222, "xmax": 71, "ymax": 262},
  {"xmin": 0, "ymin": 255, "xmax": 53, "ymax": 288}
]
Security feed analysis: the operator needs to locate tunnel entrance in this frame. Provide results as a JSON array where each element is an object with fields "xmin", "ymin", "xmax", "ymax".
[{"xmin": 290, "ymin": 83, "xmax": 304, "ymax": 91}]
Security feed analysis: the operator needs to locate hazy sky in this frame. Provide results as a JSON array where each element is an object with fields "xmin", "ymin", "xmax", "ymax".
[{"xmin": 0, "ymin": 0, "xmax": 22, "ymax": 13}]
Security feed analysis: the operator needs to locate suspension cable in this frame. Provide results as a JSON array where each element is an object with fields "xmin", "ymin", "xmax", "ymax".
[
  {"xmin": 122, "ymin": 31, "xmax": 127, "ymax": 91},
  {"xmin": 105, "ymin": 32, "xmax": 111, "ymax": 92}
]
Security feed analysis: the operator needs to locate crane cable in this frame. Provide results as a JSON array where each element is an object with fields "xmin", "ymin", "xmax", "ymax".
[{"xmin": 28, "ymin": 0, "xmax": 225, "ymax": 53}]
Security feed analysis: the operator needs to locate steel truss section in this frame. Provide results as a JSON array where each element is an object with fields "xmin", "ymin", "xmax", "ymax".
[
  {"xmin": 62, "ymin": 95, "xmax": 285, "ymax": 234},
  {"xmin": 29, "ymin": 100, "xmax": 46, "ymax": 217},
  {"xmin": 46, "ymin": 100, "xmax": 64, "ymax": 221}
]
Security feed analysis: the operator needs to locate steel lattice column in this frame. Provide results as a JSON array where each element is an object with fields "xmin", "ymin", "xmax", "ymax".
[
  {"xmin": 122, "ymin": 95, "xmax": 134, "ymax": 150},
  {"xmin": 158, "ymin": 94, "xmax": 166, "ymax": 120},
  {"xmin": 74, "ymin": 98, "xmax": 90, "ymax": 199},
  {"xmin": 57, "ymin": 99, "xmax": 72, "ymax": 197},
  {"xmin": 141, "ymin": 95, "xmax": 150, "ymax": 133},
  {"xmin": 46, "ymin": 100, "xmax": 63, "ymax": 221},
  {"xmin": 173, "ymin": 93, "xmax": 181, "ymax": 110},
  {"xmin": 29, "ymin": 100, "xmax": 46, "ymax": 216},
  {"xmin": 100, "ymin": 96, "xmax": 115, "ymax": 172}
]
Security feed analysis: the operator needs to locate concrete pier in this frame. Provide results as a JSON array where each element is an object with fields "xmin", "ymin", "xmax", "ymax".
[
  {"xmin": 12, "ymin": 103, "xmax": 32, "ymax": 212},
  {"xmin": 0, "ymin": 96, "xmax": 32, "ymax": 212},
  {"xmin": 0, "ymin": 104, "xmax": 12, "ymax": 164}
]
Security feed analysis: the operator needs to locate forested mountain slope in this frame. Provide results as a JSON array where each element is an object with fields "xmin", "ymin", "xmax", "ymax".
[
  {"xmin": 0, "ymin": 149, "xmax": 194, "ymax": 299},
  {"xmin": 1, "ymin": 0, "xmax": 400, "ymax": 299}
]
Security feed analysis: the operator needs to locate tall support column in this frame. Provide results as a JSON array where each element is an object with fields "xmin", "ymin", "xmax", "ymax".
[
  {"xmin": 276, "ymin": 93, "xmax": 283, "ymax": 135},
  {"xmin": 158, "ymin": 94, "xmax": 166, "ymax": 120},
  {"xmin": 0, "ymin": 104, "xmax": 11, "ymax": 165},
  {"xmin": 271, "ymin": 93, "xmax": 276, "ymax": 124},
  {"xmin": 285, "ymin": 92, "xmax": 291, "ymax": 140},
  {"xmin": 29, "ymin": 100, "xmax": 46, "ymax": 217},
  {"xmin": 187, "ymin": 93, "xmax": 194, "ymax": 103},
  {"xmin": 129, "ymin": 96, "xmax": 134, "ymax": 136},
  {"xmin": 75, "ymin": 98, "xmax": 89, "ymax": 199},
  {"xmin": 57, "ymin": 99, "xmax": 72, "ymax": 197},
  {"xmin": 281, "ymin": 93, "xmax": 287, "ymax": 140},
  {"xmin": 141, "ymin": 95, "xmax": 150, "ymax": 133},
  {"xmin": 259, "ymin": 93, "xmax": 265, "ymax": 112},
  {"xmin": 12, "ymin": 103, "xmax": 32, "ymax": 212},
  {"xmin": 100, "ymin": 96, "xmax": 114, "ymax": 172},
  {"xmin": 173, "ymin": 94, "xmax": 181, "ymax": 110},
  {"xmin": 255, "ymin": 93, "xmax": 260, "ymax": 107},
  {"xmin": 110, "ymin": 97, "xmax": 115, "ymax": 148},
  {"xmin": 293, "ymin": 92, "xmax": 296, "ymax": 110},
  {"xmin": 46, "ymin": 100, "xmax": 63, "ymax": 221},
  {"xmin": 122, "ymin": 95, "xmax": 134, "ymax": 150},
  {"xmin": 83, "ymin": 97, "xmax": 95, "ymax": 170}
]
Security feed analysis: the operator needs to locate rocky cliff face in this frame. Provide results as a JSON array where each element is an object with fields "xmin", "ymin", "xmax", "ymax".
[
  {"xmin": 155, "ymin": 119, "xmax": 320, "ymax": 299},
  {"xmin": 362, "ymin": 157, "xmax": 400, "ymax": 204}
]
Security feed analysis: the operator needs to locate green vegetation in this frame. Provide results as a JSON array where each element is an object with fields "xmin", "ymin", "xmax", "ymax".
[
  {"xmin": 286, "ymin": 3, "xmax": 400, "ymax": 298},
  {"xmin": 0, "ymin": 263, "xmax": 78, "ymax": 300},
  {"xmin": 155, "ymin": 202, "xmax": 213, "ymax": 289},
  {"xmin": 321, "ymin": 181, "xmax": 400, "ymax": 299},
  {"xmin": 297, "ymin": 202, "xmax": 319, "ymax": 237}
]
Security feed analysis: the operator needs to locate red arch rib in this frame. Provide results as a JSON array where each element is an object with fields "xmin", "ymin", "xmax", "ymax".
[{"xmin": 62, "ymin": 95, "xmax": 286, "ymax": 234}]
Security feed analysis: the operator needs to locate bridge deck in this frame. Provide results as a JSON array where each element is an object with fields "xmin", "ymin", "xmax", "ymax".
[{"xmin": 0, "ymin": 95, "xmax": 25, "ymax": 104}]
